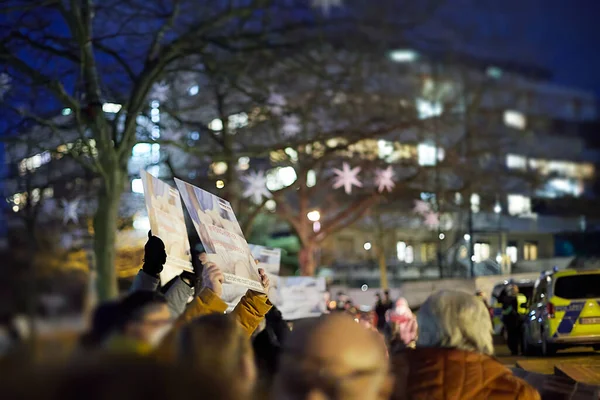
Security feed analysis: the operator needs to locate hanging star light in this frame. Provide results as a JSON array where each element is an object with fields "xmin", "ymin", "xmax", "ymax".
[
  {"xmin": 311, "ymin": 0, "xmax": 343, "ymax": 14},
  {"xmin": 282, "ymin": 114, "xmax": 301, "ymax": 138},
  {"xmin": 150, "ymin": 81, "xmax": 169, "ymax": 102},
  {"xmin": 242, "ymin": 170, "xmax": 272, "ymax": 204},
  {"xmin": 375, "ymin": 166, "xmax": 395, "ymax": 193},
  {"xmin": 332, "ymin": 162, "xmax": 362, "ymax": 194},
  {"xmin": 413, "ymin": 200, "xmax": 431, "ymax": 215},
  {"xmin": 62, "ymin": 198, "xmax": 80, "ymax": 225},
  {"xmin": 0, "ymin": 73, "xmax": 12, "ymax": 100},
  {"xmin": 267, "ymin": 91, "xmax": 287, "ymax": 116},
  {"xmin": 423, "ymin": 212, "xmax": 440, "ymax": 229}
]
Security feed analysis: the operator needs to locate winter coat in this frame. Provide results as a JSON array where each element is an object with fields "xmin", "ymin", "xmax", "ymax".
[
  {"xmin": 130, "ymin": 270, "xmax": 194, "ymax": 318},
  {"xmin": 392, "ymin": 347, "xmax": 540, "ymax": 400},
  {"xmin": 154, "ymin": 287, "xmax": 271, "ymax": 361}
]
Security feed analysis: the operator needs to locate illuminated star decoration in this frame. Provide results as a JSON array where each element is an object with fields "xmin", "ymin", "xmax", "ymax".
[
  {"xmin": 311, "ymin": 0, "xmax": 343, "ymax": 14},
  {"xmin": 0, "ymin": 73, "xmax": 11, "ymax": 100},
  {"xmin": 150, "ymin": 81, "xmax": 169, "ymax": 102},
  {"xmin": 267, "ymin": 91, "xmax": 287, "ymax": 116},
  {"xmin": 62, "ymin": 198, "xmax": 80, "ymax": 225},
  {"xmin": 375, "ymin": 166, "xmax": 395, "ymax": 193},
  {"xmin": 332, "ymin": 163, "xmax": 362, "ymax": 195},
  {"xmin": 423, "ymin": 212, "xmax": 440, "ymax": 230},
  {"xmin": 242, "ymin": 170, "xmax": 272, "ymax": 204},
  {"xmin": 413, "ymin": 200, "xmax": 431, "ymax": 215},
  {"xmin": 282, "ymin": 115, "xmax": 301, "ymax": 138}
]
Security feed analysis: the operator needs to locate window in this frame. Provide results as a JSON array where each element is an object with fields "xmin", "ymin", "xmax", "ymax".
[
  {"xmin": 507, "ymin": 194, "xmax": 531, "ymax": 216},
  {"xmin": 418, "ymin": 143, "xmax": 437, "ymax": 166},
  {"xmin": 486, "ymin": 66, "xmax": 503, "ymax": 79},
  {"xmin": 389, "ymin": 49, "xmax": 418, "ymax": 63},
  {"xmin": 188, "ymin": 85, "xmax": 199, "ymax": 96},
  {"xmin": 420, "ymin": 243, "xmax": 437, "ymax": 263},
  {"xmin": 506, "ymin": 245, "xmax": 518, "ymax": 263},
  {"xmin": 524, "ymin": 242, "xmax": 538, "ymax": 261},
  {"xmin": 474, "ymin": 242, "xmax": 490, "ymax": 262},
  {"xmin": 506, "ymin": 154, "xmax": 527, "ymax": 170},
  {"xmin": 503, "ymin": 110, "xmax": 526, "ymax": 130},
  {"xmin": 470, "ymin": 193, "xmax": 480, "ymax": 213},
  {"xmin": 396, "ymin": 241, "xmax": 414, "ymax": 263},
  {"xmin": 554, "ymin": 275, "xmax": 600, "ymax": 299},
  {"xmin": 416, "ymin": 99, "xmax": 443, "ymax": 119}
]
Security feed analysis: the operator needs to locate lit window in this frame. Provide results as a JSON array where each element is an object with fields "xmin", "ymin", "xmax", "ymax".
[
  {"xmin": 418, "ymin": 143, "xmax": 437, "ymax": 166},
  {"xmin": 188, "ymin": 85, "xmax": 199, "ymax": 96},
  {"xmin": 416, "ymin": 98, "xmax": 443, "ymax": 119},
  {"xmin": 474, "ymin": 242, "xmax": 490, "ymax": 262},
  {"xmin": 377, "ymin": 140, "xmax": 394, "ymax": 160},
  {"xmin": 506, "ymin": 154, "xmax": 527, "ymax": 170},
  {"xmin": 307, "ymin": 170, "xmax": 317, "ymax": 187},
  {"xmin": 507, "ymin": 194, "xmax": 531, "ymax": 216},
  {"xmin": 389, "ymin": 49, "xmax": 418, "ymax": 63},
  {"xmin": 266, "ymin": 167, "xmax": 297, "ymax": 191},
  {"xmin": 543, "ymin": 178, "xmax": 583, "ymax": 198},
  {"xmin": 284, "ymin": 147, "xmax": 298, "ymax": 162},
  {"xmin": 420, "ymin": 243, "xmax": 436, "ymax": 262},
  {"xmin": 486, "ymin": 66, "xmax": 503, "ymax": 79},
  {"xmin": 131, "ymin": 179, "xmax": 144, "ymax": 194},
  {"xmin": 470, "ymin": 193, "xmax": 480, "ymax": 213},
  {"xmin": 102, "ymin": 103, "xmax": 122, "ymax": 113},
  {"xmin": 228, "ymin": 112, "xmax": 248, "ymax": 130},
  {"xmin": 507, "ymin": 245, "xmax": 518, "ymax": 263},
  {"xmin": 504, "ymin": 110, "xmax": 526, "ymax": 130},
  {"xmin": 396, "ymin": 241, "xmax": 414, "ymax": 263},
  {"xmin": 524, "ymin": 242, "xmax": 538, "ymax": 261}
]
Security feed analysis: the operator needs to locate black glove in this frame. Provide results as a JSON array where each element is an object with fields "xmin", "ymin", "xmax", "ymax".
[{"xmin": 143, "ymin": 230, "xmax": 167, "ymax": 278}]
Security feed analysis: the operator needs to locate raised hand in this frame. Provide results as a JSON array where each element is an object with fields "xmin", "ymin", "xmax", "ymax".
[
  {"xmin": 143, "ymin": 230, "xmax": 167, "ymax": 278},
  {"xmin": 258, "ymin": 268, "xmax": 270, "ymax": 293},
  {"xmin": 200, "ymin": 253, "xmax": 224, "ymax": 297}
]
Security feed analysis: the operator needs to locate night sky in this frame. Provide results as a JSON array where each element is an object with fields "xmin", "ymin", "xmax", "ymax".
[{"xmin": 526, "ymin": 0, "xmax": 600, "ymax": 98}]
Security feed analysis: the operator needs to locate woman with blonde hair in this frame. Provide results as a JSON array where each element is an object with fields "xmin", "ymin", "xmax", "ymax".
[{"xmin": 175, "ymin": 313, "xmax": 257, "ymax": 400}]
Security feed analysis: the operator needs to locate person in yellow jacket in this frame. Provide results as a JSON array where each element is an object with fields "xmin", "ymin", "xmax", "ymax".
[{"xmin": 155, "ymin": 255, "xmax": 271, "ymax": 361}]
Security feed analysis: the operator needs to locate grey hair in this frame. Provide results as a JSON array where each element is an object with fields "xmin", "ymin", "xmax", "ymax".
[{"xmin": 416, "ymin": 290, "xmax": 494, "ymax": 355}]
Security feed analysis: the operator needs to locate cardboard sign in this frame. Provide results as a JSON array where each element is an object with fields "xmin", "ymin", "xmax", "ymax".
[
  {"xmin": 140, "ymin": 171, "xmax": 192, "ymax": 284},
  {"xmin": 174, "ymin": 179, "xmax": 263, "ymax": 293}
]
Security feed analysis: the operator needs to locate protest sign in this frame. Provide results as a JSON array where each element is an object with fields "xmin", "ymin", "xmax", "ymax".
[
  {"xmin": 141, "ymin": 171, "xmax": 192, "ymax": 284},
  {"xmin": 221, "ymin": 244, "xmax": 282, "ymax": 311},
  {"xmin": 277, "ymin": 277, "xmax": 327, "ymax": 320},
  {"xmin": 174, "ymin": 179, "xmax": 264, "ymax": 292}
]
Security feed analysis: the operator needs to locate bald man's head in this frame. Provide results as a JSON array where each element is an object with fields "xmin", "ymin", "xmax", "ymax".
[{"xmin": 274, "ymin": 314, "xmax": 392, "ymax": 400}]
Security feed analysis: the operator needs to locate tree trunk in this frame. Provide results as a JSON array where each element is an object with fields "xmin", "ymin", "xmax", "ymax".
[
  {"xmin": 93, "ymin": 169, "xmax": 124, "ymax": 300},
  {"xmin": 299, "ymin": 244, "xmax": 317, "ymax": 276}
]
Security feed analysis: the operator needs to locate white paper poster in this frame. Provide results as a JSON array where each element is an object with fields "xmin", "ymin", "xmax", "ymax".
[
  {"xmin": 140, "ymin": 171, "xmax": 192, "ymax": 284},
  {"xmin": 277, "ymin": 277, "xmax": 327, "ymax": 320},
  {"xmin": 174, "ymin": 179, "xmax": 264, "ymax": 293},
  {"xmin": 223, "ymin": 244, "xmax": 282, "ymax": 312}
]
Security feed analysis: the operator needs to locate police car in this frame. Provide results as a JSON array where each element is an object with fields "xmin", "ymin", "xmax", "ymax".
[
  {"xmin": 490, "ymin": 280, "xmax": 534, "ymax": 336},
  {"xmin": 521, "ymin": 264, "xmax": 600, "ymax": 356}
]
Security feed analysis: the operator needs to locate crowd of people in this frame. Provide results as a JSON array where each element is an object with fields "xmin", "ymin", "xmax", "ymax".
[{"xmin": 0, "ymin": 231, "xmax": 544, "ymax": 399}]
